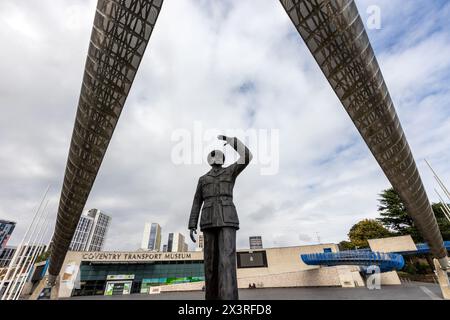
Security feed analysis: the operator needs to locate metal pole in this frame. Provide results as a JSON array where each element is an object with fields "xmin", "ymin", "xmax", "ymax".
[
  {"xmin": 4, "ymin": 199, "xmax": 49, "ymax": 300},
  {"xmin": 426, "ymin": 160, "xmax": 450, "ymax": 201},
  {"xmin": 13, "ymin": 213, "xmax": 51, "ymax": 300},
  {"xmin": 2, "ymin": 200, "xmax": 49, "ymax": 300},
  {"xmin": 11, "ymin": 206, "xmax": 51, "ymax": 300},
  {"xmin": 0, "ymin": 186, "xmax": 49, "ymax": 299},
  {"xmin": 435, "ymin": 189, "xmax": 450, "ymax": 223},
  {"xmin": 13, "ymin": 217, "xmax": 51, "ymax": 300},
  {"xmin": 0, "ymin": 186, "xmax": 49, "ymax": 295}
]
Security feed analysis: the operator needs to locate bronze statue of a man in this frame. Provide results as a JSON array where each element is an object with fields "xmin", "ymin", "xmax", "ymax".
[{"xmin": 188, "ymin": 135, "xmax": 252, "ymax": 300}]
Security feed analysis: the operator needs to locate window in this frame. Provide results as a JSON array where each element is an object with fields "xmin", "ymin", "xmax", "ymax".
[{"xmin": 237, "ymin": 251, "xmax": 268, "ymax": 269}]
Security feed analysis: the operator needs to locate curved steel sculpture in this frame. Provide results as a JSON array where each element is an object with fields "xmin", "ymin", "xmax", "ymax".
[
  {"xmin": 47, "ymin": 0, "xmax": 164, "ymax": 283},
  {"xmin": 279, "ymin": 0, "xmax": 448, "ymax": 267}
]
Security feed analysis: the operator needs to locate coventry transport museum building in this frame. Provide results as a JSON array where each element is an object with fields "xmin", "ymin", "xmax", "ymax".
[
  {"xmin": 32, "ymin": 243, "xmax": 382, "ymax": 298},
  {"xmin": 26, "ymin": 236, "xmax": 418, "ymax": 299}
]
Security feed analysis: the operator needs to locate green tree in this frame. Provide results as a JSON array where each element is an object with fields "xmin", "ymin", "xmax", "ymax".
[
  {"xmin": 36, "ymin": 250, "xmax": 50, "ymax": 263},
  {"xmin": 432, "ymin": 203, "xmax": 450, "ymax": 241},
  {"xmin": 377, "ymin": 188, "xmax": 450, "ymax": 242},
  {"xmin": 338, "ymin": 240, "xmax": 356, "ymax": 251},
  {"xmin": 348, "ymin": 219, "xmax": 393, "ymax": 248},
  {"xmin": 377, "ymin": 188, "xmax": 415, "ymax": 235}
]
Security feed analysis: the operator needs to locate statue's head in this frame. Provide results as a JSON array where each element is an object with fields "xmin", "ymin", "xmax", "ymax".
[{"xmin": 207, "ymin": 150, "xmax": 225, "ymax": 167}]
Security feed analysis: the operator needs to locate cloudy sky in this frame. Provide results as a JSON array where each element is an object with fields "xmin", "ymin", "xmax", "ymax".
[{"xmin": 1, "ymin": 0, "xmax": 449, "ymax": 251}]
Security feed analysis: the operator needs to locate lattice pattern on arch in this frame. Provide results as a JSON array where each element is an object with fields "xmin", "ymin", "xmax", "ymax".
[
  {"xmin": 280, "ymin": 0, "xmax": 447, "ymax": 259},
  {"xmin": 48, "ymin": 0, "xmax": 164, "ymax": 278}
]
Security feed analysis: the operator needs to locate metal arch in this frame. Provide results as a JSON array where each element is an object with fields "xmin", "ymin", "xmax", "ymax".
[
  {"xmin": 279, "ymin": 0, "xmax": 448, "ymax": 263},
  {"xmin": 48, "ymin": 0, "xmax": 164, "ymax": 281}
]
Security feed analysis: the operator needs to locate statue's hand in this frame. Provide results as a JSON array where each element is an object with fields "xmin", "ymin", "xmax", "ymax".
[
  {"xmin": 218, "ymin": 135, "xmax": 233, "ymax": 144},
  {"xmin": 190, "ymin": 228, "xmax": 197, "ymax": 243}
]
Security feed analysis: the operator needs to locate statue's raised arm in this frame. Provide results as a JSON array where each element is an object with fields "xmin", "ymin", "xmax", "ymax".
[{"xmin": 218, "ymin": 135, "xmax": 253, "ymax": 178}]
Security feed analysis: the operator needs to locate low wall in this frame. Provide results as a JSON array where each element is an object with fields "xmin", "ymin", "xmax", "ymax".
[
  {"xmin": 159, "ymin": 266, "xmax": 364, "ymax": 292},
  {"xmin": 380, "ymin": 271, "xmax": 401, "ymax": 285},
  {"xmin": 159, "ymin": 267, "xmax": 401, "ymax": 293}
]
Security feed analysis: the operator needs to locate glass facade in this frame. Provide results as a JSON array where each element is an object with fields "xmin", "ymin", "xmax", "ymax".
[
  {"xmin": 69, "ymin": 215, "xmax": 93, "ymax": 251},
  {"xmin": 0, "ymin": 220, "xmax": 16, "ymax": 250},
  {"xmin": 73, "ymin": 261, "xmax": 205, "ymax": 296},
  {"xmin": 86, "ymin": 210, "xmax": 111, "ymax": 252},
  {"xmin": 69, "ymin": 209, "xmax": 111, "ymax": 252},
  {"xmin": 147, "ymin": 223, "xmax": 161, "ymax": 251},
  {"xmin": 167, "ymin": 233, "xmax": 173, "ymax": 252}
]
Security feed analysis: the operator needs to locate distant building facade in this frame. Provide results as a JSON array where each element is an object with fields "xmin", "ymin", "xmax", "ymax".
[
  {"xmin": 86, "ymin": 209, "xmax": 111, "ymax": 251},
  {"xmin": 140, "ymin": 223, "xmax": 161, "ymax": 251},
  {"xmin": 166, "ymin": 233, "xmax": 186, "ymax": 252},
  {"xmin": 167, "ymin": 233, "xmax": 173, "ymax": 252},
  {"xmin": 0, "ymin": 246, "xmax": 16, "ymax": 267},
  {"xmin": 69, "ymin": 209, "xmax": 111, "ymax": 252},
  {"xmin": 0, "ymin": 245, "xmax": 47, "ymax": 268},
  {"xmin": 249, "ymin": 236, "xmax": 263, "ymax": 249},
  {"xmin": 173, "ymin": 233, "xmax": 186, "ymax": 252},
  {"xmin": 0, "ymin": 220, "xmax": 16, "ymax": 251},
  {"xmin": 70, "ymin": 215, "xmax": 94, "ymax": 251},
  {"xmin": 196, "ymin": 233, "xmax": 204, "ymax": 252}
]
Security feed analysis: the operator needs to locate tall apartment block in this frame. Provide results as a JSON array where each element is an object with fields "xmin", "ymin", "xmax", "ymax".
[
  {"xmin": 141, "ymin": 222, "xmax": 161, "ymax": 251},
  {"xmin": 69, "ymin": 209, "xmax": 111, "ymax": 252}
]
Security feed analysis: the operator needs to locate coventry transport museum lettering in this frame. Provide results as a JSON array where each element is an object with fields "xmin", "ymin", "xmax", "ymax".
[{"xmin": 81, "ymin": 252, "xmax": 193, "ymax": 261}]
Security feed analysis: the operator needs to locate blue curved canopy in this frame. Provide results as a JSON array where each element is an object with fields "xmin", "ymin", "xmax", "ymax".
[{"xmin": 301, "ymin": 251, "xmax": 405, "ymax": 272}]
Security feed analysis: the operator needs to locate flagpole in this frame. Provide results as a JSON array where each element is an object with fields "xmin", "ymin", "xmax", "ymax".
[
  {"xmin": 13, "ymin": 215, "xmax": 51, "ymax": 300},
  {"xmin": 3, "ymin": 199, "xmax": 49, "ymax": 300},
  {"xmin": 11, "ymin": 205, "xmax": 51, "ymax": 300},
  {"xmin": 435, "ymin": 189, "xmax": 450, "ymax": 223},
  {"xmin": 425, "ymin": 159, "xmax": 450, "ymax": 201},
  {"xmin": 0, "ymin": 185, "xmax": 50, "ymax": 300}
]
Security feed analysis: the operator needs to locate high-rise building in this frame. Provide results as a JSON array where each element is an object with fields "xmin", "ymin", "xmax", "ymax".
[
  {"xmin": 140, "ymin": 223, "xmax": 161, "ymax": 251},
  {"xmin": 183, "ymin": 242, "xmax": 188, "ymax": 252},
  {"xmin": 0, "ymin": 246, "xmax": 16, "ymax": 267},
  {"xmin": 166, "ymin": 233, "xmax": 186, "ymax": 252},
  {"xmin": 249, "ymin": 236, "xmax": 263, "ymax": 249},
  {"xmin": 85, "ymin": 209, "xmax": 111, "ymax": 251},
  {"xmin": 0, "ymin": 220, "xmax": 16, "ymax": 251},
  {"xmin": 196, "ymin": 233, "xmax": 204, "ymax": 252},
  {"xmin": 0, "ymin": 245, "xmax": 47, "ymax": 268},
  {"xmin": 70, "ymin": 214, "xmax": 94, "ymax": 251},
  {"xmin": 69, "ymin": 209, "xmax": 111, "ymax": 252},
  {"xmin": 173, "ymin": 233, "xmax": 185, "ymax": 252},
  {"xmin": 167, "ymin": 233, "xmax": 173, "ymax": 252},
  {"xmin": 162, "ymin": 244, "xmax": 168, "ymax": 252},
  {"xmin": 141, "ymin": 223, "xmax": 150, "ymax": 250}
]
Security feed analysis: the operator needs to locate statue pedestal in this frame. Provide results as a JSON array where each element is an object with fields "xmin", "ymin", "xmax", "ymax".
[
  {"xmin": 28, "ymin": 275, "xmax": 60, "ymax": 300},
  {"xmin": 50, "ymin": 276, "xmax": 60, "ymax": 300},
  {"xmin": 28, "ymin": 277, "xmax": 47, "ymax": 300},
  {"xmin": 434, "ymin": 258, "xmax": 450, "ymax": 300}
]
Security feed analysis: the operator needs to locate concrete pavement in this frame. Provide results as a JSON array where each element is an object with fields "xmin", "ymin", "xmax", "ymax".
[{"xmin": 66, "ymin": 282, "xmax": 443, "ymax": 300}]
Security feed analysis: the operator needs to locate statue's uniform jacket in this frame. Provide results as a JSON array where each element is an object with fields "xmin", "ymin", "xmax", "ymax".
[{"xmin": 189, "ymin": 162, "xmax": 248, "ymax": 231}]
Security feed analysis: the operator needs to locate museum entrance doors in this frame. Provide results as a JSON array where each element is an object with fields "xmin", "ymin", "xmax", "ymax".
[
  {"xmin": 104, "ymin": 281, "xmax": 132, "ymax": 296},
  {"xmin": 104, "ymin": 274, "xmax": 135, "ymax": 296}
]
